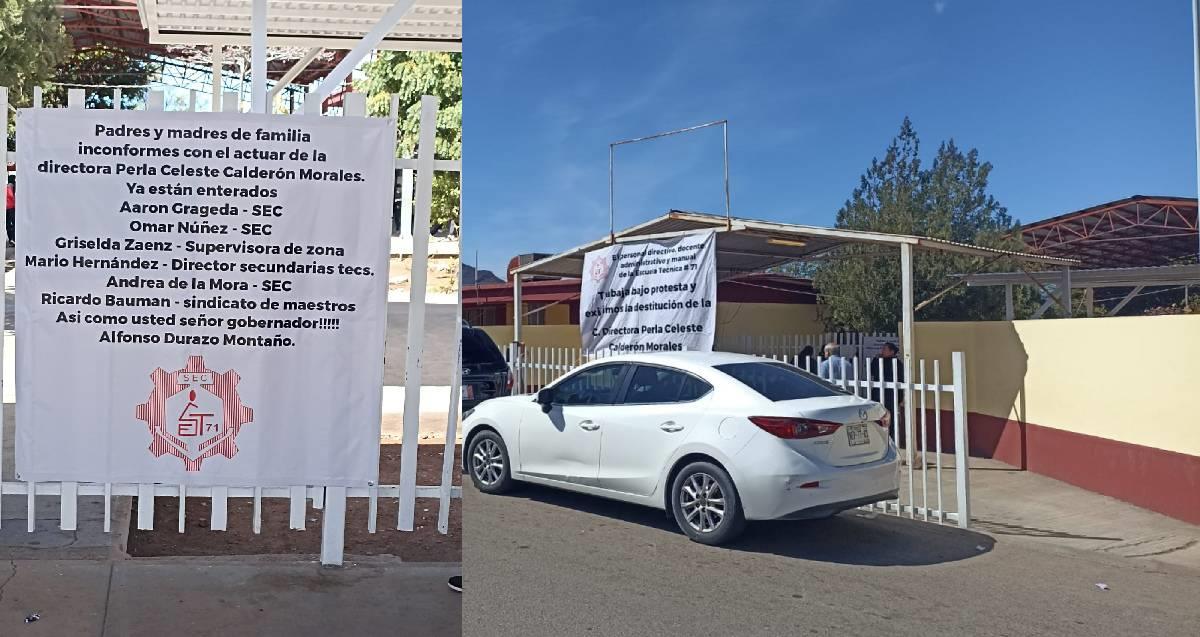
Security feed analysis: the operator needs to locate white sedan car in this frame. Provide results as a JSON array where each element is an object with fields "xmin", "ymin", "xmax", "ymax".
[{"xmin": 462, "ymin": 351, "xmax": 899, "ymax": 545}]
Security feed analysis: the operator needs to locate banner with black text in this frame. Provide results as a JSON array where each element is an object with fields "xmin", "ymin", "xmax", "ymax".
[
  {"xmin": 15, "ymin": 108, "xmax": 393, "ymax": 486},
  {"xmin": 580, "ymin": 230, "xmax": 717, "ymax": 356}
]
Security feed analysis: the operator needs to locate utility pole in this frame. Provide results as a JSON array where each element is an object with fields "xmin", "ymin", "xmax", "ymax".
[{"xmin": 1193, "ymin": 0, "xmax": 1200, "ymax": 258}]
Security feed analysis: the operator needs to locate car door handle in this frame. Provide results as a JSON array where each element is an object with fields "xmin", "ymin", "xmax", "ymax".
[
  {"xmin": 659, "ymin": 421, "xmax": 684, "ymax": 433},
  {"xmin": 579, "ymin": 420, "xmax": 600, "ymax": 431}
]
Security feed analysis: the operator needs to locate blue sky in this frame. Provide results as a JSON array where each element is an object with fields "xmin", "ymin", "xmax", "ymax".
[{"xmin": 463, "ymin": 0, "xmax": 1196, "ymax": 275}]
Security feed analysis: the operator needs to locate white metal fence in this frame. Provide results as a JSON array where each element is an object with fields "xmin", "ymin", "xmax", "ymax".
[
  {"xmin": 715, "ymin": 331, "xmax": 898, "ymax": 359},
  {"xmin": 507, "ymin": 338, "xmax": 971, "ymax": 528},
  {"xmin": 0, "ymin": 86, "xmax": 462, "ymax": 565},
  {"xmin": 507, "ymin": 332, "xmax": 898, "ymax": 393}
]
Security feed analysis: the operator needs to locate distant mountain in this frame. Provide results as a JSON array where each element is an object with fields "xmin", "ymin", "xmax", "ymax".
[{"xmin": 462, "ymin": 264, "xmax": 503, "ymax": 285}]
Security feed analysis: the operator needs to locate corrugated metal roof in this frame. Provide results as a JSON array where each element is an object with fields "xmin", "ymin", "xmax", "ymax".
[
  {"xmin": 514, "ymin": 211, "xmax": 1076, "ymax": 278},
  {"xmin": 138, "ymin": 0, "xmax": 462, "ymax": 50},
  {"xmin": 1018, "ymin": 195, "xmax": 1197, "ymax": 268},
  {"xmin": 959, "ymin": 264, "xmax": 1200, "ymax": 288}
]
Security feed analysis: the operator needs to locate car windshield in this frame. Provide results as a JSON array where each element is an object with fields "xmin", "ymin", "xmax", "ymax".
[
  {"xmin": 463, "ymin": 328, "xmax": 505, "ymax": 365},
  {"xmin": 714, "ymin": 361, "xmax": 843, "ymax": 401}
]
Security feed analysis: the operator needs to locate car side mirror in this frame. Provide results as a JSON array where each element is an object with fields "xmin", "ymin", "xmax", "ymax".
[{"xmin": 536, "ymin": 389, "xmax": 554, "ymax": 413}]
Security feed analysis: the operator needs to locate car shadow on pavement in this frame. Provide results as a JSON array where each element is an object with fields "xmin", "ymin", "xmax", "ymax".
[
  {"xmin": 730, "ymin": 512, "xmax": 995, "ymax": 566},
  {"xmin": 506, "ymin": 484, "xmax": 995, "ymax": 567}
]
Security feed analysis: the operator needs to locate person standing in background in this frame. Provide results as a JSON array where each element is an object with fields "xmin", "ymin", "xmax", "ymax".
[
  {"xmin": 817, "ymin": 342, "xmax": 851, "ymax": 382},
  {"xmin": 797, "ymin": 345, "xmax": 815, "ymax": 373},
  {"xmin": 873, "ymin": 342, "xmax": 921, "ymax": 468},
  {"xmin": 872, "ymin": 342, "xmax": 903, "ymax": 417}
]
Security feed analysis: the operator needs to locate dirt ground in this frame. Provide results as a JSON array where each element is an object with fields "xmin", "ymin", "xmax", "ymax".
[
  {"xmin": 389, "ymin": 254, "xmax": 459, "ymax": 295},
  {"xmin": 127, "ymin": 444, "xmax": 462, "ymax": 561}
]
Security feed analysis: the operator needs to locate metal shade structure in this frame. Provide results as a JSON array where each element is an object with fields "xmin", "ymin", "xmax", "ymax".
[
  {"xmin": 957, "ymin": 264, "xmax": 1200, "ymax": 318},
  {"xmin": 61, "ymin": 1, "xmax": 165, "ymax": 54},
  {"xmin": 135, "ymin": 0, "xmax": 462, "ymax": 51},
  {"xmin": 514, "ymin": 210, "xmax": 1075, "ymax": 279},
  {"xmin": 508, "ymin": 210, "xmax": 1076, "ymax": 460},
  {"xmin": 1020, "ymin": 195, "xmax": 1198, "ymax": 268},
  {"xmin": 128, "ymin": 0, "xmax": 461, "ymax": 113},
  {"xmin": 960, "ymin": 264, "xmax": 1200, "ymax": 289}
]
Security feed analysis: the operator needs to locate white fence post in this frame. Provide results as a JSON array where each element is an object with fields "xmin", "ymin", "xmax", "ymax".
[
  {"xmin": 952, "ymin": 351, "xmax": 970, "ymax": 528},
  {"xmin": 56, "ymin": 89, "xmax": 89, "ymax": 531},
  {"xmin": 1, "ymin": 86, "xmax": 8, "ymax": 529},
  {"xmin": 397, "ymin": 95, "xmax": 439, "ymax": 532},
  {"xmin": 439, "ymin": 307, "xmax": 463, "ymax": 534},
  {"xmin": 321, "ymin": 486, "xmax": 347, "ymax": 565}
]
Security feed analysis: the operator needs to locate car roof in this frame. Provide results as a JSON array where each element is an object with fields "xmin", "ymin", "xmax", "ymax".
[{"xmin": 584, "ymin": 350, "xmax": 768, "ymax": 374}]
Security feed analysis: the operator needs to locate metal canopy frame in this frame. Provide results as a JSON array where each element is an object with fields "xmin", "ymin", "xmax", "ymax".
[
  {"xmin": 513, "ymin": 210, "xmax": 1075, "ymax": 279},
  {"xmin": 58, "ymin": 2, "xmax": 350, "ymax": 89},
  {"xmin": 129, "ymin": 0, "xmax": 461, "ymax": 114},
  {"xmin": 1020, "ymin": 195, "xmax": 1198, "ymax": 268},
  {"xmin": 507, "ymin": 211, "xmax": 1076, "ymax": 417},
  {"xmin": 957, "ymin": 264, "xmax": 1200, "ymax": 318},
  {"xmin": 62, "ymin": 1, "xmax": 166, "ymax": 54},
  {"xmin": 135, "ymin": 0, "xmax": 462, "ymax": 51}
]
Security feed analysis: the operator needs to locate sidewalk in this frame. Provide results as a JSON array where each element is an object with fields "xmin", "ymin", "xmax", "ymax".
[
  {"xmin": 900, "ymin": 453, "xmax": 1200, "ymax": 571},
  {"xmin": 0, "ymin": 557, "xmax": 461, "ymax": 636}
]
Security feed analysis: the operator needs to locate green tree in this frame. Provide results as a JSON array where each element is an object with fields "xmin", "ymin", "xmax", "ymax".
[
  {"xmin": 812, "ymin": 118, "xmax": 1038, "ymax": 331},
  {"xmin": 0, "ymin": 0, "xmax": 69, "ymax": 103},
  {"xmin": 358, "ymin": 51, "xmax": 461, "ymax": 228},
  {"xmin": 44, "ymin": 46, "xmax": 151, "ymax": 110},
  {"xmin": 1, "ymin": 0, "xmax": 70, "ymax": 146}
]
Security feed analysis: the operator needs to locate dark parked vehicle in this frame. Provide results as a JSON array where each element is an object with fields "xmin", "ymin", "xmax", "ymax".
[{"xmin": 463, "ymin": 321, "xmax": 511, "ymax": 410}]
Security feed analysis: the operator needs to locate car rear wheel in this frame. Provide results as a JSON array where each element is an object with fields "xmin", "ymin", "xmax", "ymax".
[
  {"xmin": 670, "ymin": 461, "xmax": 746, "ymax": 545},
  {"xmin": 468, "ymin": 430, "xmax": 514, "ymax": 494}
]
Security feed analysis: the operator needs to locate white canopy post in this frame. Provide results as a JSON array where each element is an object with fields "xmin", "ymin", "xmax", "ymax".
[
  {"xmin": 513, "ymin": 273, "xmax": 523, "ymax": 390},
  {"xmin": 314, "ymin": 0, "xmax": 419, "ymax": 104},
  {"xmin": 900, "ymin": 243, "xmax": 916, "ymax": 472},
  {"xmin": 211, "ymin": 44, "xmax": 224, "ymax": 111},
  {"xmin": 250, "ymin": 0, "xmax": 268, "ymax": 113},
  {"xmin": 899, "ymin": 243, "xmax": 915, "ymax": 371}
]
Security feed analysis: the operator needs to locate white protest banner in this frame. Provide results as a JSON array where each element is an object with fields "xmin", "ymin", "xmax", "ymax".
[
  {"xmin": 15, "ymin": 108, "xmax": 393, "ymax": 486},
  {"xmin": 580, "ymin": 230, "xmax": 716, "ymax": 356}
]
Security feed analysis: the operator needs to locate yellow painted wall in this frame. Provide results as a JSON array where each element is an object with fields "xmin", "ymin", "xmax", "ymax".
[
  {"xmin": 484, "ymin": 302, "xmax": 825, "ymax": 351},
  {"xmin": 545, "ymin": 303, "xmax": 571, "ymax": 325},
  {"xmin": 479, "ymin": 324, "xmax": 581, "ymax": 350},
  {"xmin": 492, "ymin": 302, "xmax": 572, "ymax": 326},
  {"xmin": 915, "ymin": 315, "xmax": 1200, "ymax": 456}
]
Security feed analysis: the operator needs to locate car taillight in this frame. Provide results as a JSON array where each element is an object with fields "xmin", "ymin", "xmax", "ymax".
[
  {"xmin": 877, "ymin": 411, "xmax": 891, "ymax": 429},
  {"xmin": 505, "ymin": 372, "xmax": 513, "ymax": 391},
  {"xmin": 749, "ymin": 416, "xmax": 842, "ymax": 439}
]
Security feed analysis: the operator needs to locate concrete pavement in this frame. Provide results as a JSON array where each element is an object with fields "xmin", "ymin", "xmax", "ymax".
[
  {"xmin": 0, "ymin": 558, "xmax": 460, "ymax": 636},
  {"xmin": 896, "ymin": 453, "xmax": 1200, "ymax": 570},
  {"xmin": 464, "ymin": 462, "xmax": 1200, "ymax": 636}
]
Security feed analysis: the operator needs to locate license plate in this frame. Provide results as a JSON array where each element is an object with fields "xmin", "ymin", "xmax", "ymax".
[
  {"xmin": 464, "ymin": 385, "xmax": 475, "ymax": 399},
  {"xmin": 846, "ymin": 422, "xmax": 870, "ymax": 446}
]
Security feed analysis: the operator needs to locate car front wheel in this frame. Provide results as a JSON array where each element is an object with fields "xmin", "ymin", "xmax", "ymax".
[
  {"xmin": 670, "ymin": 461, "xmax": 746, "ymax": 545},
  {"xmin": 468, "ymin": 430, "xmax": 515, "ymax": 494}
]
